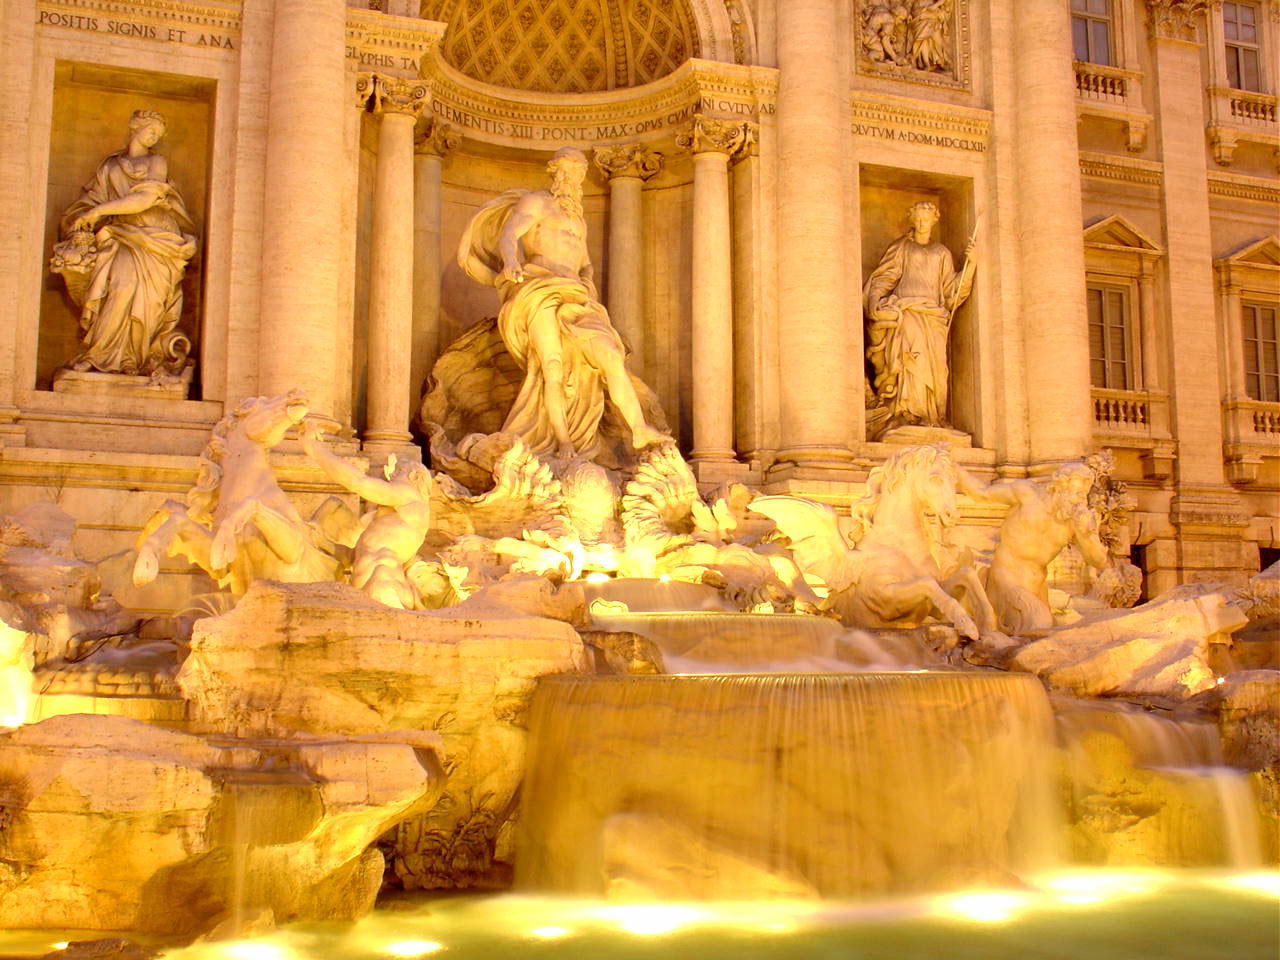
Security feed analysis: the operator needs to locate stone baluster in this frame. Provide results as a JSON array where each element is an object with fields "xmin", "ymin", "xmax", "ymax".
[
  {"xmin": 592, "ymin": 142, "xmax": 663, "ymax": 359},
  {"xmin": 677, "ymin": 116, "xmax": 749, "ymax": 464},
  {"xmin": 361, "ymin": 74, "xmax": 427, "ymax": 456},
  {"xmin": 413, "ymin": 116, "xmax": 460, "ymax": 417},
  {"xmin": 774, "ymin": 0, "xmax": 854, "ymax": 467},
  {"xmin": 1013, "ymin": 0, "xmax": 1094, "ymax": 465},
  {"xmin": 257, "ymin": 0, "xmax": 349, "ymax": 423}
]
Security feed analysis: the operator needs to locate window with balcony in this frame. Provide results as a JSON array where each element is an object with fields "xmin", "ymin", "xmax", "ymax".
[
  {"xmin": 1223, "ymin": 2, "xmax": 1262, "ymax": 92},
  {"xmin": 1243, "ymin": 301, "xmax": 1279, "ymax": 402},
  {"xmin": 1072, "ymin": 0, "xmax": 1113, "ymax": 65},
  {"xmin": 1088, "ymin": 283, "xmax": 1133, "ymax": 390}
]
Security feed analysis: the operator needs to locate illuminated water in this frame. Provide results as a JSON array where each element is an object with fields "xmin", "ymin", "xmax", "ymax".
[{"xmin": 3, "ymin": 872, "xmax": 1276, "ymax": 960}]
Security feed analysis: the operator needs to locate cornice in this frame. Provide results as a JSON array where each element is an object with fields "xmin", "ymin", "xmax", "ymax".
[
  {"xmin": 419, "ymin": 55, "xmax": 777, "ymax": 150},
  {"xmin": 1207, "ymin": 170, "xmax": 1280, "ymax": 204},
  {"xmin": 36, "ymin": 0, "xmax": 240, "ymax": 34},
  {"xmin": 850, "ymin": 91, "xmax": 991, "ymax": 151},
  {"xmin": 1079, "ymin": 150, "xmax": 1165, "ymax": 187}
]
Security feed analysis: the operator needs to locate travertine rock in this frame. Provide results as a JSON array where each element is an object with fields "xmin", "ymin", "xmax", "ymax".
[
  {"xmin": 1062, "ymin": 728, "xmax": 1239, "ymax": 867},
  {"xmin": 1010, "ymin": 585, "xmax": 1249, "ymax": 701},
  {"xmin": 179, "ymin": 580, "xmax": 590, "ymax": 890},
  {"xmin": 0, "ymin": 714, "xmax": 442, "ymax": 935},
  {"xmin": 1204, "ymin": 670, "xmax": 1280, "ymax": 770}
]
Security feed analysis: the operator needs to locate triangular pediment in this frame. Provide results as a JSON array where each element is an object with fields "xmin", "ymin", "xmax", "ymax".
[
  {"xmin": 1083, "ymin": 214, "xmax": 1162, "ymax": 252},
  {"xmin": 1220, "ymin": 235, "xmax": 1280, "ymax": 268}
]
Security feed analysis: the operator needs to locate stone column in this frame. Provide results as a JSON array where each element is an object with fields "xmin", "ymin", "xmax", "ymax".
[
  {"xmin": 362, "ymin": 75, "xmax": 427, "ymax": 455},
  {"xmin": 1145, "ymin": 0, "xmax": 1246, "ymax": 586},
  {"xmin": 257, "ymin": 0, "xmax": 349, "ymax": 422},
  {"xmin": 774, "ymin": 0, "xmax": 854, "ymax": 467},
  {"xmin": 592, "ymin": 143, "xmax": 663, "ymax": 358},
  {"xmin": 1013, "ymin": 0, "xmax": 1094, "ymax": 465},
  {"xmin": 412, "ymin": 116, "xmax": 459, "ymax": 418},
  {"xmin": 678, "ymin": 117, "xmax": 748, "ymax": 464}
]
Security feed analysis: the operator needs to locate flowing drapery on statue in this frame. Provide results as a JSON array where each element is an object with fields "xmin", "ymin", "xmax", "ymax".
[
  {"xmin": 451, "ymin": 148, "xmax": 667, "ymax": 465},
  {"xmin": 863, "ymin": 201, "xmax": 974, "ymax": 436},
  {"xmin": 458, "ymin": 194, "xmax": 621, "ymax": 459},
  {"xmin": 50, "ymin": 109, "xmax": 197, "ymax": 379}
]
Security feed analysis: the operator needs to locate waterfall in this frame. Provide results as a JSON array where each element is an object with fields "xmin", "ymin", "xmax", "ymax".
[{"xmin": 516, "ymin": 672, "xmax": 1062, "ymax": 899}]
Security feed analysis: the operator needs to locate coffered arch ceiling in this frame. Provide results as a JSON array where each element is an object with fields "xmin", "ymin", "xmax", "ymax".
[{"xmin": 422, "ymin": 0, "xmax": 705, "ymax": 94}]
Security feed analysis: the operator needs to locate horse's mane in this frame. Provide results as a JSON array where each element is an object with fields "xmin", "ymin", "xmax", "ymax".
[
  {"xmin": 186, "ymin": 396, "xmax": 261, "ymax": 525},
  {"xmin": 848, "ymin": 444, "xmax": 954, "ymax": 542}
]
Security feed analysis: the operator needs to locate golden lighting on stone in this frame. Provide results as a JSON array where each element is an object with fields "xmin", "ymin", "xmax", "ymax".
[{"xmin": 585, "ymin": 572, "xmax": 612, "ymax": 583}]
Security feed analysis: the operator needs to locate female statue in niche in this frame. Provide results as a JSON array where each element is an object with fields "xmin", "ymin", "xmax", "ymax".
[{"xmin": 50, "ymin": 109, "xmax": 197, "ymax": 379}]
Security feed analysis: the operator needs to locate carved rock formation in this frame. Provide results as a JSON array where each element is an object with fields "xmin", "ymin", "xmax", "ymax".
[
  {"xmin": 179, "ymin": 580, "xmax": 591, "ymax": 889},
  {"xmin": 0, "ymin": 714, "xmax": 442, "ymax": 935}
]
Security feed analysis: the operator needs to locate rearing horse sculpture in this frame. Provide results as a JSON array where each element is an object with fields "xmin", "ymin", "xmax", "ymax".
[
  {"xmin": 751, "ymin": 445, "xmax": 1000, "ymax": 640},
  {"xmin": 133, "ymin": 391, "xmax": 344, "ymax": 595}
]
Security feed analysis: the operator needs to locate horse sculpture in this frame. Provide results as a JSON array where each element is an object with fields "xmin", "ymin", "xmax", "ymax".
[
  {"xmin": 133, "ymin": 391, "xmax": 345, "ymax": 595},
  {"xmin": 751, "ymin": 444, "xmax": 1001, "ymax": 639}
]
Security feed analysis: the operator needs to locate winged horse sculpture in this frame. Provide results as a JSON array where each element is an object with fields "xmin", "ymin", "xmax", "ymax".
[{"xmin": 750, "ymin": 444, "xmax": 1002, "ymax": 640}]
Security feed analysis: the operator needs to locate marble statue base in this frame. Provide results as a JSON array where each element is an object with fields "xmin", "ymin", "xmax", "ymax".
[
  {"xmin": 52, "ymin": 365, "xmax": 193, "ymax": 401},
  {"xmin": 878, "ymin": 423, "xmax": 972, "ymax": 448}
]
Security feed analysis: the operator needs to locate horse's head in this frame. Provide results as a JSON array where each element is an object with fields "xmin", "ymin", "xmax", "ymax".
[
  {"xmin": 236, "ymin": 390, "xmax": 311, "ymax": 447},
  {"xmin": 852, "ymin": 444, "xmax": 959, "ymax": 538}
]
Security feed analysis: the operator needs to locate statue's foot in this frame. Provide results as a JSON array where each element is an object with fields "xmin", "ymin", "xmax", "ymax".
[
  {"xmin": 554, "ymin": 442, "xmax": 577, "ymax": 461},
  {"xmin": 630, "ymin": 424, "xmax": 668, "ymax": 450}
]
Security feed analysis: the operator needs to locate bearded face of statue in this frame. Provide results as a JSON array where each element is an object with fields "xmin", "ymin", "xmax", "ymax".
[{"xmin": 1048, "ymin": 468, "xmax": 1094, "ymax": 522}]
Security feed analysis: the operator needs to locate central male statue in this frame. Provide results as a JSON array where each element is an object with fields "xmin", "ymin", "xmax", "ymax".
[{"xmin": 457, "ymin": 147, "xmax": 667, "ymax": 461}]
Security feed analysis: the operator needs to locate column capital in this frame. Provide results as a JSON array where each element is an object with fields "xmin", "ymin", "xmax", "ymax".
[
  {"xmin": 1145, "ymin": 0, "xmax": 1211, "ymax": 42},
  {"xmin": 356, "ymin": 73, "xmax": 428, "ymax": 117},
  {"xmin": 676, "ymin": 115, "xmax": 751, "ymax": 158},
  {"xmin": 415, "ymin": 115, "xmax": 461, "ymax": 157},
  {"xmin": 592, "ymin": 142, "xmax": 664, "ymax": 181}
]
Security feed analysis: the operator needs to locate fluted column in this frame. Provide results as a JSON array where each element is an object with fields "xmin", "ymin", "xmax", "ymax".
[
  {"xmin": 774, "ymin": 0, "xmax": 853, "ymax": 467},
  {"xmin": 361, "ymin": 75, "xmax": 427, "ymax": 454},
  {"xmin": 1013, "ymin": 0, "xmax": 1093, "ymax": 464},
  {"xmin": 412, "ymin": 116, "xmax": 459, "ymax": 416},
  {"xmin": 257, "ymin": 0, "xmax": 348, "ymax": 421},
  {"xmin": 592, "ymin": 142, "xmax": 663, "ymax": 357},
  {"xmin": 678, "ymin": 117, "xmax": 747, "ymax": 463}
]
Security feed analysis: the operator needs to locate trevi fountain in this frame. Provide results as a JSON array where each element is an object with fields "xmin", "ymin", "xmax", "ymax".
[{"xmin": 0, "ymin": 1, "xmax": 1277, "ymax": 958}]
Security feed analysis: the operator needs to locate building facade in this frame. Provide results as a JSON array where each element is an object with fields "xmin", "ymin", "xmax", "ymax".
[{"xmin": 0, "ymin": 0, "xmax": 1277, "ymax": 614}]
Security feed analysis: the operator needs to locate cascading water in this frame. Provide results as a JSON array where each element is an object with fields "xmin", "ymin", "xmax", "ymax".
[{"xmin": 516, "ymin": 672, "xmax": 1063, "ymax": 899}]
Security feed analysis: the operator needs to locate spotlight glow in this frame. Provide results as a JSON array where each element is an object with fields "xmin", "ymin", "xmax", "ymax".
[
  {"xmin": 527, "ymin": 926, "xmax": 571, "ymax": 939},
  {"xmin": 220, "ymin": 945, "xmax": 291, "ymax": 960},
  {"xmin": 1040, "ymin": 870, "xmax": 1164, "ymax": 900},
  {"xmin": 601, "ymin": 904, "xmax": 704, "ymax": 935},
  {"xmin": 936, "ymin": 891, "xmax": 1035, "ymax": 923},
  {"xmin": 382, "ymin": 941, "xmax": 444, "ymax": 957},
  {"xmin": 52, "ymin": 945, "xmax": 70, "ymax": 952},
  {"xmin": 1213, "ymin": 872, "xmax": 1280, "ymax": 898},
  {"xmin": 585, "ymin": 572, "xmax": 611, "ymax": 583}
]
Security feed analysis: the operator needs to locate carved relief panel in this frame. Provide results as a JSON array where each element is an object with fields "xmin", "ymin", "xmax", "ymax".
[{"xmin": 856, "ymin": 0, "xmax": 971, "ymax": 90}]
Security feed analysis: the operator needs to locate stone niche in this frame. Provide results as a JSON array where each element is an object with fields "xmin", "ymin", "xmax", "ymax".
[
  {"xmin": 858, "ymin": 163, "xmax": 979, "ymax": 441},
  {"xmin": 38, "ymin": 61, "xmax": 213, "ymax": 394}
]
